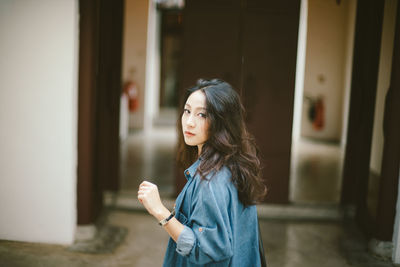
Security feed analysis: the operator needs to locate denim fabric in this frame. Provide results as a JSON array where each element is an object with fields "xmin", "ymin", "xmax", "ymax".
[{"xmin": 163, "ymin": 158, "xmax": 261, "ymax": 267}]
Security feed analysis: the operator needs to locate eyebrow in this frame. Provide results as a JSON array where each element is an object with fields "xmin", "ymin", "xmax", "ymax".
[{"xmin": 184, "ymin": 103, "xmax": 207, "ymax": 111}]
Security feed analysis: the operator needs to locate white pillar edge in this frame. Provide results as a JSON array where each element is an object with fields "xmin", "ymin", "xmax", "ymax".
[
  {"xmin": 144, "ymin": 1, "xmax": 161, "ymax": 134},
  {"xmin": 289, "ymin": 0, "xmax": 308, "ymax": 202},
  {"xmin": 291, "ymin": 0, "xmax": 308, "ymax": 144},
  {"xmin": 392, "ymin": 164, "xmax": 400, "ymax": 263}
]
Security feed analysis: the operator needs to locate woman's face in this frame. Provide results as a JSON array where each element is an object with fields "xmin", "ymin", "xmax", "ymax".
[{"xmin": 182, "ymin": 90, "xmax": 209, "ymax": 154}]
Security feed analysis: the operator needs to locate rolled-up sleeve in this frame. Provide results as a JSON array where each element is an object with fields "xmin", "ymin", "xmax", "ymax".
[
  {"xmin": 180, "ymin": 177, "xmax": 234, "ymax": 265},
  {"xmin": 176, "ymin": 225, "xmax": 195, "ymax": 256}
]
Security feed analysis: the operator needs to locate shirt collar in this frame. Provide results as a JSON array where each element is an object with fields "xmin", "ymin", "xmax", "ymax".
[{"xmin": 184, "ymin": 157, "xmax": 201, "ymax": 180}]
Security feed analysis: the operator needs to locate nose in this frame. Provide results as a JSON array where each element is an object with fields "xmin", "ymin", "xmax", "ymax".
[{"xmin": 186, "ymin": 114, "xmax": 195, "ymax": 128}]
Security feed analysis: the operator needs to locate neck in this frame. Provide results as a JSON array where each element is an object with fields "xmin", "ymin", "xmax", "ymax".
[{"xmin": 197, "ymin": 144, "xmax": 203, "ymax": 156}]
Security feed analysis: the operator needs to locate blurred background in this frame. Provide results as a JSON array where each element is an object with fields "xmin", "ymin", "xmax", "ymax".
[{"xmin": 0, "ymin": 0, "xmax": 399, "ymax": 266}]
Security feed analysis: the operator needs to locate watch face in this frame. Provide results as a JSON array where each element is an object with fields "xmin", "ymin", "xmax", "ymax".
[{"xmin": 159, "ymin": 210, "xmax": 175, "ymax": 226}]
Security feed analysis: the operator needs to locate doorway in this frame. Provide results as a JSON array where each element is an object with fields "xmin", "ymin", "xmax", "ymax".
[
  {"xmin": 290, "ymin": 0, "xmax": 357, "ymax": 205},
  {"xmin": 118, "ymin": 0, "xmax": 182, "ymax": 201}
]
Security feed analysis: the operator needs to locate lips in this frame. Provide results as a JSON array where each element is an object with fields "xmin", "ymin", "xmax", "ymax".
[{"xmin": 184, "ymin": 131, "xmax": 195, "ymax": 137}]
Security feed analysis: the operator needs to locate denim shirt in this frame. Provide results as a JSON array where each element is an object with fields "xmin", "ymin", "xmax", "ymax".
[{"xmin": 162, "ymin": 158, "xmax": 261, "ymax": 267}]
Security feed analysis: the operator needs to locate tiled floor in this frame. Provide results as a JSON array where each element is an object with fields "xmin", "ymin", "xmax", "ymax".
[
  {"xmin": 290, "ymin": 138, "xmax": 343, "ymax": 204},
  {"xmin": 0, "ymin": 209, "xmax": 394, "ymax": 267},
  {"xmin": 119, "ymin": 127, "xmax": 177, "ymax": 197},
  {"xmin": 0, "ymin": 128, "xmax": 396, "ymax": 266}
]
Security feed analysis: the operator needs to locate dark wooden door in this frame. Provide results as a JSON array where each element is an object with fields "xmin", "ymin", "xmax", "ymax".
[
  {"xmin": 177, "ymin": 0, "xmax": 301, "ymax": 203},
  {"xmin": 340, "ymin": 0, "xmax": 384, "ymax": 235},
  {"xmin": 77, "ymin": 0, "xmax": 123, "ymax": 225},
  {"xmin": 242, "ymin": 0, "xmax": 300, "ymax": 203},
  {"xmin": 96, "ymin": 0, "xmax": 124, "ymax": 193},
  {"xmin": 78, "ymin": 0, "xmax": 100, "ymax": 225},
  {"xmin": 179, "ymin": 0, "xmax": 242, "ymax": 91},
  {"xmin": 375, "ymin": 1, "xmax": 400, "ymax": 240}
]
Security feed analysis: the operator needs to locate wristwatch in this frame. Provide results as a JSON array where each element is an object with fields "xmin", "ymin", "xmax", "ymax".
[{"xmin": 159, "ymin": 209, "xmax": 176, "ymax": 226}]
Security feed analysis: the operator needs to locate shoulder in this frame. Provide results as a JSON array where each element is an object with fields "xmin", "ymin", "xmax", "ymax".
[
  {"xmin": 209, "ymin": 165, "xmax": 232, "ymax": 182},
  {"xmin": 202, "ymin": 166, "xmax": 233, "ymax": 187},
  {"xmin": 197, "ymin": 166, "xmax": 237, "ymax": 201}
]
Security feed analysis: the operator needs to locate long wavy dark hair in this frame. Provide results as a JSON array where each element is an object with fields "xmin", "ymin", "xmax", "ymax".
[{"xmin": 177, "ymin": 78, "xmax": 267, "ymax": 205}]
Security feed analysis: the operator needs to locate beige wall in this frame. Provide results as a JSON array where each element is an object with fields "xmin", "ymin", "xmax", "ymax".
[
  {"xmin": 301, "ymin": 0, "xmax": 354, "ymax": 142},
  {"xmin": 0, "ymin": 0, "xmax": 78, "ymax": 244},
  {"xmin": 122, "ymin": 0, "xmax": 150, "ymax": 129},
  {"xmin": 369, "ymin": 0, "xmax": 398, "ymax": 175}
]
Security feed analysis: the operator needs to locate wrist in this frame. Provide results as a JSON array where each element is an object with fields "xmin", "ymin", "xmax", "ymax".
[{"xmin": 153, "ymin": 206, "xmax": 170, "ymax": 221}]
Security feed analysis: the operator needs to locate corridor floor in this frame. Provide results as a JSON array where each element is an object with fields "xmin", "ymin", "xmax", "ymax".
[
  {"xmin": 0, "ymin": 128, "xmax": 396, "ymax": 266},
  {"xmin": 0, "ymin": 208, "xmax": 395, "ymax": 267}
]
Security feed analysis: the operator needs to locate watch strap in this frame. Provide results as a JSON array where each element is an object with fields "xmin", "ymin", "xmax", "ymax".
[{"xmin": 159, "ymin": 209, "xmax": 176, "ymax": 226}]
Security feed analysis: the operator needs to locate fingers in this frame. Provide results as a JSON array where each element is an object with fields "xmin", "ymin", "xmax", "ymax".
[
  {"xmin": 137, "ymin": 180, "xmax": 164, "ymax": 216},
  {"xmin": 137, "ymin": 186, "xmax": 148, "ymax": 197},
  {"xmin": 138, "ymin": 192, "xmax": 144, "ymax": 203},
  {"xmin": 137, "ymin": 188, "xmax": 147, "ymax": 204},
  {"xmin": 138, "ymin": 180, "xmax": 158, "ymax": 204},
  {"xmin": 139, "ymin": 181, "xmax": 158, "ymax": 194},
  {"xmin": 139, "ymin": 180, "xmax": 155, "ymax": 187}
]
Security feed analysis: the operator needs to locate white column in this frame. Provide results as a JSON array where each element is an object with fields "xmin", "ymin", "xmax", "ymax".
[
  {"xmin": 0, "ymin": 0, "xmax": 79, "ymax": 244},
  {"xmin": 291, "ymin": 0, "xmax": 308, "ymax": 143},
  {"xmin": 144, "ymin": 0, "xmax": 161, "ymax": 133}
]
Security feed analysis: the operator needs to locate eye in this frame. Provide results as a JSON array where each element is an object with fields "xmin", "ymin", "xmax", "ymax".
[
  {"xmin": 183, "ymin": 108, "xmax": 190, "ymax": 114},
  {"xmin": 198, "ymin": 113, "xmax": 207, "ymax": 118}
]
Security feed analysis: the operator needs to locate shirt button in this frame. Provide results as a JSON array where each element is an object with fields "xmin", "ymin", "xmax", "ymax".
[
  {"xmin": 198, "ymin": 227, "xmax": 203, "ymax": 232},
  {"xmin": 185, "ymin": 171, "xmax": 190, "ymax": 176}
]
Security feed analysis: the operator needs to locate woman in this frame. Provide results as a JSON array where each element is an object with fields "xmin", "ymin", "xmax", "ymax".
[{"xmin": 138, "ymin": 79, "xmax": 267, "ymax": 266}]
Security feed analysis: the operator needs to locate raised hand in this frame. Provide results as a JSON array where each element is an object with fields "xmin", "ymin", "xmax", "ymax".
[{"xmin": 138, "ymin": 181, "xmax": 168, "ymax": 219}]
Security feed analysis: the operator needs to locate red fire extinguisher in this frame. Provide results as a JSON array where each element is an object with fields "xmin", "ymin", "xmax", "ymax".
[
  {"xmin": 124, "ymin": 80, "xmax": 139, "ymax": 112},
  {"xmin": 312, "ymin": 97, "xmax": 324, "ymax": 131}
]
